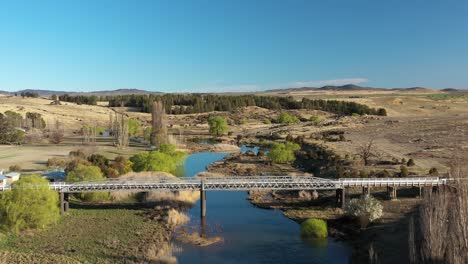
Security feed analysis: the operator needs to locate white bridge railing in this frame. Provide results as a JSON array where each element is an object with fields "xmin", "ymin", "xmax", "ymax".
[{"xmin": 0, "ymin": 176, "xmax": 446, "ymax": 193}]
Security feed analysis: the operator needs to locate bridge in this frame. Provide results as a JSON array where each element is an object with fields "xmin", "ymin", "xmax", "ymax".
[{"xmin": 0, "ymin": 176, "xmax": 445, "ymax": 216}]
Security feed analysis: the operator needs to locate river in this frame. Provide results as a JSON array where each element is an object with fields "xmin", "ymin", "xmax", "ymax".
[{"xmin": 173, "ymin": 146, "xmax": 351, "ymax": 263}]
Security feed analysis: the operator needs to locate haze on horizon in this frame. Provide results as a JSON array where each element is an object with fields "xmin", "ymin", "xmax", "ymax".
[{"xmin": 1, "ymin": 0, "xmax": 467, "ymax": 92}]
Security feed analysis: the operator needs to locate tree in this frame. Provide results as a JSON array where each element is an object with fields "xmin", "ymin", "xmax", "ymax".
[
  {"xmin": 111, "ymin": 112, "xmax": 129, "ymax": 148},
  {"xmin": 66, "ymin": 164, "xmax": 109, "ymax": 201},
  {"xmin": 277, "ymin": 112, "xmax": 299, "ymax": 124},
  {"xmin": 268, "ymin": 142, "xmax": 300, "ymax": 164},
  {"xmin": 400, "ymin": 165, "xmax": 409, "ymax": 177},
  {"xmin": 357, "ymin": 139, "xmax": 379, "ymax": 166},
  {"xmin": 407, "ymin": 158, "xmax": 415, "ymax": 167},
  {"xmin": 0, "ymin": 112, "xmax": 25, "ymax": 145},
  {"xmin": 128, "ymin": 118, "xmax": 142, "ymax": 137},
  {"xmin": 345, "ymin": 195, "xmax": 383, "ymax": 228},
  {"xmin": 429, "ymin": 167, "xmax": 439, "ymax": 176},
  {"xmin": 130, "ymin": 144, "xmax": 187, "ymax": 175},
  {"xmin": 110, "ymin": 155, "xmax": 133, "ymax": 176},
  {"xmin": 49, "ymin": 119, "xmax": 64, "ymax": 144},
  {"xmin": 409, "ymin": 179, "xmax": 468, "ymax": 263},
  {"xmin": 150, "ymin": 101, "xmax": 167, "ymax": 147},
  {"xmin": 208, "ymin": 116, "xmax": 228, "ymax": 137},
  {"xmin": 81, "ymin": 123, "xmax": 97, "ymax": 145},
  {"xmin": 0, "ymin": 175, "xmax": 59, "ymax": 232}
]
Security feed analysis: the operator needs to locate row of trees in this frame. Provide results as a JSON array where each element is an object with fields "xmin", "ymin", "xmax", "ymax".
[
  {"xmin": 58, "ymin": 93, "xmax": 386, "ymax": 116},
  {"xmin": 0, "ymin": 111, "xmax": 48, "ymax": 144}
]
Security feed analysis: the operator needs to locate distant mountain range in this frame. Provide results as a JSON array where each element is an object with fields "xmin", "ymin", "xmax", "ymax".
[
  {"xmin": 0, "ymin": 88, "xmax": 161, "ymax": 97},
  {"xmin": 265, "ymin": 84, "xmax": 441, "ymax": 92}
]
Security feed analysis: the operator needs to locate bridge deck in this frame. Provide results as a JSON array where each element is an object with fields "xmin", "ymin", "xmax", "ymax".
[{"xmin": 0, "ymin": 176, "xmax": 443, "ymax": 193}]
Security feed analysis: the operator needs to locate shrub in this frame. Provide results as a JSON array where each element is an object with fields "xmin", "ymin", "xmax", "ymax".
[
  {"xmin": 277, "ymin": 112, "xmax": 299, "ymax": 124},
  {"xmin": 300, "ymin": 218, "xmax": 328, "ymax": 238},
  {"xmin": 8, "ymin": 165, "xmax": 21, "ymax": 172},
  {"xmin": 0, "ymin": 175, "xmax": 59, "ymax": 232},
  {"xmin": 400, "ymin": 165, "xmax": 409, "ymax": 177},
  {"xmin": 428, "ymin": 167, "xmax": 439, "ymax": 176},
  {"xmin": 87, "ymin": 154, "xmax": 109, "ymax": 170},
  {"xmin": 309, "ymin": 115, "xmax": 321, "ymax": 123},
  {"xmin": 69, "ymin": 149, "xmax": 87, "ymax": 159},
  {"xmin": 345, "ymin": 196, "xmax": 383, "ymax": 228},
  {"xmin": 407, "ymin": 158, "xmax": 415, "ymax": 167},
  {"xmin": 208, "ymin": 116, "xmax": 228, "ymax": 137},
  {"xmin": 377, "ymin": 108, "xmax": 387, "ymax": 116},
  {"xmin": 66, "ymin": 164, "xmax": 109, "ymax": 202},
  {"xmin": 130, "ymin": 144, "xmax": 187, "ymax": 175},
  {"xmin": 110, "ymin": 155, "xmax": 133, "ymax": 176},
  {"xmin": 267, "ymin": 142, "xmax": 300, "ymax": 164},
  {"xmin": 264, "ymin": 119, "xmax": 272, "ymax": 124},
  {"xmin": 47, "ymin": 157, "xmax": 68, "ymax": 168},
  {"xmin": 128, "ymin": 118, "xmax": 142, "ymax": 137}
]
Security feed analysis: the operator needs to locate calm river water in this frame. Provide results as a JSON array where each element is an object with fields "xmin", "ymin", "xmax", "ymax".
[{"xmin": 175, "ymin": 146, "xmax": 351, "ymax": 263}]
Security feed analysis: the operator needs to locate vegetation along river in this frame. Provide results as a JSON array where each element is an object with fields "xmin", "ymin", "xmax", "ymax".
[{"xmin": 174, "ymin": 146, "xmax": 351, "ymax": 263}]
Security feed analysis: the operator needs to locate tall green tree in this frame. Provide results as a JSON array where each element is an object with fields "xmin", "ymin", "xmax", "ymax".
[
  {"xmin": 0, "ymin": 175, "xmax": 59, "ymax": 232},
  {"xmin": 208, "ymin": 116, "xmax": 228, "ymax": 137}
]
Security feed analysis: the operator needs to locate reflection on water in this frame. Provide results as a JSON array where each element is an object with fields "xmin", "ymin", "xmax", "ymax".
[{"xmin": 176, "ymin": 147, "xmax": 351, "ymax": 264}]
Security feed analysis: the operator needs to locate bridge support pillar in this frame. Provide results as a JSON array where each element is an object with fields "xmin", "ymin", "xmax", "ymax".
[
  {"xmin": 59, "ymin": 192, "xmax": 65, "ymax": 215},
  {"xmin": 387, "ymin": 186, "xmax": 397, "ymax": 200},
  {"xmin": 362, "ymin": 186, "xmax": 371, "ymax": 197},
  {"xmin": 335, "ymin": 188, "xmax": 345, "ymax": 209},
  {"xmin": 200, "ymin": 181, "xmax": 206, "ymax": 219},
  {"xmin": 59, "ymin": 192, "xmax": 70, "ymax": 215}
]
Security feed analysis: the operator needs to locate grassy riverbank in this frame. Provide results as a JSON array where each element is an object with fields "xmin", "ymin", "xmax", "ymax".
[{"xmin": 0, "ymin": 207, "xmax": 173, "ymax": 263}]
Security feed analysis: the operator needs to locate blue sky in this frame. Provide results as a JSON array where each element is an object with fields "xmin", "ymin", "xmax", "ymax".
[{"xmin": 1, "ymin": 0, "xmax": 467, "ymax": 92}]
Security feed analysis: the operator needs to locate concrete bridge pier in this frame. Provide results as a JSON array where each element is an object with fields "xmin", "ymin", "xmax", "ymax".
[
  {"xmin": 200, "ymin": 181, "xmax": 206, "ymax": 219},
  {"xmin": 362, "ymin": 186, "xmax": 371, "ymax": 196},
  {"xmin": 335, "ymin": 188, "xmax": 345, "ymax": 209},
  {"xmin": 387, "ymin": 186, "xmax": 397, "ymax": 200},
  {"xmin": 59, "ymin": 192, "xmax": 70, "ymax": 215}
]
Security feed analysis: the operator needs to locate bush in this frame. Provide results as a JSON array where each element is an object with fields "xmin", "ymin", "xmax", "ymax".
[
  {"xmin": 0, "ymin": 175, "xmax": 60, "ymax": 232},
  {"xmin": 345, "ymin": 196, "xmax": 383, "ymax": 228},
  {"xmin": 130, "ymin": 144, "xmax": 187, "ymax": 175},
  {"xmin": 277, "ymin": 112, "xmax": 299, "ymax": 124},
  {"xmin": 87, "ymin": 154, "xmax": 109, "ymax": 171},
  {"xmin": 407, "ymin": 158, "xmax": 415, "ymax": 167},
  {"xmin": 66, "ymin": 164, "xmax": 109, "ymax": 202},
  {"xmin": 8, "ymin": 165, "xmax": 21, "ymax": 172},
  {"xmin": 110, "ymin": 156, "xmax": 133, "ymax": 176},
  {"xmin": 264, "ymin": 119, "xmax": 272, "ymax": 124},
  {"xmin": 69, "ymin": 149, "xmax": 87, "ymax": 160},
  {"xmin": 300, "ymin": 218, "xmax": 328, "ymax": 238},
  {"xmin": 428, "ymin": 167, "xmax": 439, "ymax": 176},
  {"xmin": 47, "ymin": 157, "xmax": 68, "ymax": 168},
  {"xmin": 267, "ymin": 142, "xmax": 300, "ymax": 164},
  {"xmin": 309, "ymin": 115, "xmax": 321, "ymax": 123},
  {"xmin": 128, "ymin": 118, "xmax": 142, "ymax": 137},
  {"xmin": 400, "ymin": 165, "xmax": 409, "ymax": 177},
  {"xmin": 208, "ymin": 116, "xmax": 228, "ymax": 137}
]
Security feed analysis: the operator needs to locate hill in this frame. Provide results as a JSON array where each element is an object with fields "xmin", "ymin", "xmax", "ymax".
[
  {"xmin": 0, "ymin": 88, "xmax": 161, "ymax": 97},
  {"xmin": 265, "ymin": 84, "xmax": 436, "ymax": 92}
]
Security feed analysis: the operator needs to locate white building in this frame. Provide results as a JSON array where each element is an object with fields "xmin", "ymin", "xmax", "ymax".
[{"xmin": 0, "ymin": 175, "xmax": 7, "ymax": 188}]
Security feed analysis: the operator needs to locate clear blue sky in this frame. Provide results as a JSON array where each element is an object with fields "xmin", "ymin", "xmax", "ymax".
[{"xmin": 1, "ymin": 0, "xmax": 467, "ymax": 92}]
